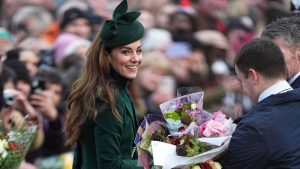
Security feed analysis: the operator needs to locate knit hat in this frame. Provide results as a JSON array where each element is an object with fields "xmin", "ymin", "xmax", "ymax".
[
  {"xmin": 100, "ymin": 0, "xmax": 144, "ymax": 48},
  {"xmin": 60, "ymin": 8, "xmax": 91, "ymax": 29}
]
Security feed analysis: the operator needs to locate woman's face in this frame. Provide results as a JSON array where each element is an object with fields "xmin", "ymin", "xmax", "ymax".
[
  {"xmin": 63, "ymin": 18, "xmax": 92, "ymax": 39},
  {"xmin": 138, "ymin": 66, "xmax": 163, "ymax": 92},
  {"xmin": 19, "ymin": 50, "xmax": 40, "ymax": 77},
  {"xmin": 46, "ymin": 83, "xmax": 63, "ymax": 106},
  {"xmin": 109, "ymin": 40, "xmax": 143, "ymax": 79}
]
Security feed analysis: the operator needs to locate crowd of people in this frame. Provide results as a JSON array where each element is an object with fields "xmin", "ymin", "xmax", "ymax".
[{"xmin": 0, "ymin": 0, "xmax": 299, "ymax": 168}]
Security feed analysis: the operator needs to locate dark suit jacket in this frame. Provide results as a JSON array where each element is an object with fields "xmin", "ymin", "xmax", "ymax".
[
  {"xmin": 222, "ymin": 88, "xmax": 300, "ymax": 169},
  {"xmin": 74, "ymin": 88, "xmax": 143, "ymax": 169},
  {"xmin": 291, "ymin": 75, "xmax": 300, "ymax": 89}
]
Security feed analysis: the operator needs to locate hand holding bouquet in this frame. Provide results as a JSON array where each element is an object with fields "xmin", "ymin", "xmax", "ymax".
[{"xmin": 0, "ymin": 112, "xmax": 38, "ymax": 169}]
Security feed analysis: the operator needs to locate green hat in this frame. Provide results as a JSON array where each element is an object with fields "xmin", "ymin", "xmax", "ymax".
[{"xmin": 100, "ymin": 0, "xmax": 144, "ymax": 48}]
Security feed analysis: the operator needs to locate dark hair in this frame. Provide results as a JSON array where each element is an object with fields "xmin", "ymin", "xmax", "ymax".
[
  {"xmin": 1, "ymin": 66, "xmax": 16, "ymax": 84},
  {"xmin": 36, "ymin": 65, "xmax": 65, "ymax": 87},
  {"xmin": 60, "ymin": 8, "xmax": 91, "ymax": 29},
  {"xmin": 169, "ymin": 11, "xmax": 197, "ymax": 33},
  {"xmin": 4, "ymin": 60, "xmax": 31, "ymax": 84},
  {"xmin": 6, "ymin": 48, "xmax": 24, "ymax": 61},
  {"xmin": 261, "ymin": 16, "xmax": 300, "ymax": 50},
  {"xmin": 235, "ymin": 38, "xmax": 287, "ymax": 79}
]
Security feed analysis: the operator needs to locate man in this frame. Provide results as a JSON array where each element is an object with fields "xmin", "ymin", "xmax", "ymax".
[
  {"xmin": 261, "ymin": 16, "xmax": 300, "ymax": 88},
  {"xmin": 222, "ymin": 39, "xmax": 300, "ymax": 169}
]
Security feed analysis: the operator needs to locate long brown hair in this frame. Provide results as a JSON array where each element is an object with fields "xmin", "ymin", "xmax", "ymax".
[{"xmin": 65, "ymin": 35, "xmax": 120, "ymax": 145}]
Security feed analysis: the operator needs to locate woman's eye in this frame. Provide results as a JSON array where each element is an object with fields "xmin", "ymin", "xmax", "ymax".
[
  {"xmin": 122, "ymin": 50, "xmax": 131, "ymax": 55},
  {"xmin": 137, "ymin": 49, "xmax": 142, "ymax": 55}
]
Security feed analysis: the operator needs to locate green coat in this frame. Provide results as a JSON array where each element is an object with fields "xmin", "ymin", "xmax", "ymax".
[{"xmin": 75, "ymin": 88, "xmax": 143, "ymax": 169}]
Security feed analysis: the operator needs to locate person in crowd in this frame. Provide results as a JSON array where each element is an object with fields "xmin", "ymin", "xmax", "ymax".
[
  {"xmin": 0, "ymin": 28, "xmax": 14, "ymax": 54},
  {"xmin": 6, "ymin": 48, "xmax": 40, "ymax": 78},
  {"xmin": 2, "ymin": 60, "xmax": 44, "ymax": 169},
  {"xmin": 136, "ymin": 51, "xmax": 172, "ymax": 117},
  {"xmin": 59, "ymin": 7, "xmax": 92, "ymax": 40},
  {"xmin": 53, "ymin": 32, "xmax": 90, "ymax": 66},
  {"xmin": 261, "ymin": 15, "xmax": 300, "ymax": 89},
  {"xmin": 65, "ymin": 0, "xmax": 144, "ymax": 168},
  {"xmin": 26, "ymin": 66, "xmax": 67, "ymax": 163},
  {"xmin": 11, "ymin": 5, "xmax": 53, "ymax": 43},
  {"xmin": 222, "ymin": 38, "xmax": 300, "ymax": 168}
]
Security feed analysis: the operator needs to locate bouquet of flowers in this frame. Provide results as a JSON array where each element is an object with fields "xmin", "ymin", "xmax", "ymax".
[
  {"xmin": 160, "ymin": 92, "xmax": 211, "ymax": 134},
  {"xmin": 135, "ymin": 90, "xmax": 236, "ymax": 169},
  {"xmin": 0, "ymin": 112, "xmax": 38, "ymax": 169},
  {"xmin": 134, "ymin": 114, "xmax": 168, "ymax": 169}
]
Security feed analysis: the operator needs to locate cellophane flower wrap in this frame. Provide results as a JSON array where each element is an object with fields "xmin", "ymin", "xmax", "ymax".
[
  {"xmin": 145, "ymin": 91, "xmax": 236, "ymax": 169},
  {"xmin": 134, "ymin": 114, "xmax": 169, "ymax": 169},
  {"xmin": 0, "ymin": 113, "xmax": 38, "ymax": 169}
]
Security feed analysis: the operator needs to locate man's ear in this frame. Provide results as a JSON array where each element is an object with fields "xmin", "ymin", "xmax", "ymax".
[
  {"xmin": 248, "ymin": 68, "xmax": 259, "ymax": 84},
  {"xmin": 295, "ymin": 48, "xmax": 300, "ymax": 62}
]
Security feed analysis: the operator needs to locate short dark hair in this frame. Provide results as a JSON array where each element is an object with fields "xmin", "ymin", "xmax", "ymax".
[
  {"xmin": 261, "ymin": 16, "xmax": 300, "ymax": 50},
  {"xmin": 234, "ymin": 38, "xmax": 287, "ymax": 79}
]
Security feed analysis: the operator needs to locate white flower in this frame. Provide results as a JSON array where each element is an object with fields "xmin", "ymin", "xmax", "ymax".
[
  {"xmin": 223, "ymin": 118, "xmax": 236, "ymax": 135},
  {"xmin": 0, "ymin": 139, "xmax": 8, "ymax": 158},
  {"xmin": 191, "ymin": 102, "xmax": 197, "ymax": 110},
  {"xmin": 214, "ymin": 162, "xmax": 222, "ymax": 169}
]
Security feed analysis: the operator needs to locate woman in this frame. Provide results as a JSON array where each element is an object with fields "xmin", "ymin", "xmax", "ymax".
[{"xmin": 65, "ymin": 0, "xmax": 144, "ymax": 168}]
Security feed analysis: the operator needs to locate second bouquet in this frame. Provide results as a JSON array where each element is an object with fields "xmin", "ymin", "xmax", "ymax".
[{"xmin": 135, "ymin": 91, "xmax": 236, "ymax": 169}]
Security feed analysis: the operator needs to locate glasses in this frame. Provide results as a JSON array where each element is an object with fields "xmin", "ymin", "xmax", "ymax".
[{"xmin": 0, "ymin": 53, "xmax": 7, "ymax": 62}]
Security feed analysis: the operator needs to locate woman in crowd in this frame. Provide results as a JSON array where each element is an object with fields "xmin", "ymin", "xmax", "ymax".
[{"xmin": 65, "ymin": 0, "xmax": 144, "ymax": 168}]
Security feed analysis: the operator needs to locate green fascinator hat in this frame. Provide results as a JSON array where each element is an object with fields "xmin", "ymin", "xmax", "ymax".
[{"xmin": 100, "ymin": 0, "xmax": 144, "ymax": 48}]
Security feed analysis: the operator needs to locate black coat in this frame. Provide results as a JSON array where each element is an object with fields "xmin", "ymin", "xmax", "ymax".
[
  {"xmin": 291, "ymin": 76, "xmax": 300, "ymax": 89},
  {"xmin": 223, "ymin": 88, "xmax": 300, "ymax": 169}
]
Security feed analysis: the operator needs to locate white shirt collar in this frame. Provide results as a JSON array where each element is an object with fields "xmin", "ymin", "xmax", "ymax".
[
  {"xmin": 288, "ymin": 72, "xmax": 300, "ymax": 85},
  {"xmin": 258, "ymin": 80, "xmax": 293, "ymax": 102}
]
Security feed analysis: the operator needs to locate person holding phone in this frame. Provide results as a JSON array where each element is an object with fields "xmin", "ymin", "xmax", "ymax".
[
  {"xmin": 65, "ymin": 0, "xmax": 144, "ymax": 168},
  {"xmin": 26, "ymin": 66, "xmax": 66, "ymax": 163}
]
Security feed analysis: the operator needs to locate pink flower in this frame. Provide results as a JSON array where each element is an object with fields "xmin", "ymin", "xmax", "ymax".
[
  {"xmin": 199, "ymin": 124, "xmax": 206, "ymax": 136},
  {"xmin": 211, "ymin": 111, "xmax": 226, "ymax": 122},
  {"xmin": 202, "ymin": 120, "xmax": 228, "ymax": 137}
]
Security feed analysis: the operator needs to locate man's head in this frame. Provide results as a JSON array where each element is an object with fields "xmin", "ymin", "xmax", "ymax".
[
  {"xmin": 261, "ymin": 16, "xmax": 300, "ymax": 80},
  {"xmin": 234, "ymin": 38, "xmax": 287, "ymax": 103}
]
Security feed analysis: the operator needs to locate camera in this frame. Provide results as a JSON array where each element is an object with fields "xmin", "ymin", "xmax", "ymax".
[
  {"xmin": 31, "ymin": 78, "xmax": 46, "ymax": 94},
  {"xmin": 3, "ymin": 89, "xmax": 17, "ymax": 106}
]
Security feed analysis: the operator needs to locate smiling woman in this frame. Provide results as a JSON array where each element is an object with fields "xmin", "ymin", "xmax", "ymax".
[
  {"xmin": 64, "ymin": 0, "xmax": 144, "ymax": 169},
  {"xmin": 108, "ymin": 41, "xmax": 143, "ymax": 80}
]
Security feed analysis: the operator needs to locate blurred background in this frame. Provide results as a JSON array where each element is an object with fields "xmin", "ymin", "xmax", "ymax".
[{"xmin": 0, "ymin": 0, "xmax": 296, "ymax": 168}]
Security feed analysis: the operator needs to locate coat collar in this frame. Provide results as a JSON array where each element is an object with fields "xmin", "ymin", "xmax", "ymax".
[
  {"xmin": 290, "ymin": 75, "xmax": 300, "ymax": 89},
  {"xmin": 235, "ymin": 88, "xmax": 300, "ymax": 124}
]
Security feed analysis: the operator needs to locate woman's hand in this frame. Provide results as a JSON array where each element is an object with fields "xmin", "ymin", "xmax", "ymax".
[
  {"xmin": 30, "ymin": 90, "xmax": 58, "ymax": 121},
  {"xmin": 14, "ymin": 90, "xmax": 37, "ymax": 117}
]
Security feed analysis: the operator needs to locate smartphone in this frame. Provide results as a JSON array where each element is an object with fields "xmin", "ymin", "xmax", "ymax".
[
  {"xmin": 39, "ymin": 49, "xmax": 54, "ymax": 67},
  {"xmin": 31, "ymin": 78, "xmax": 46, "ymax": 94}
]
